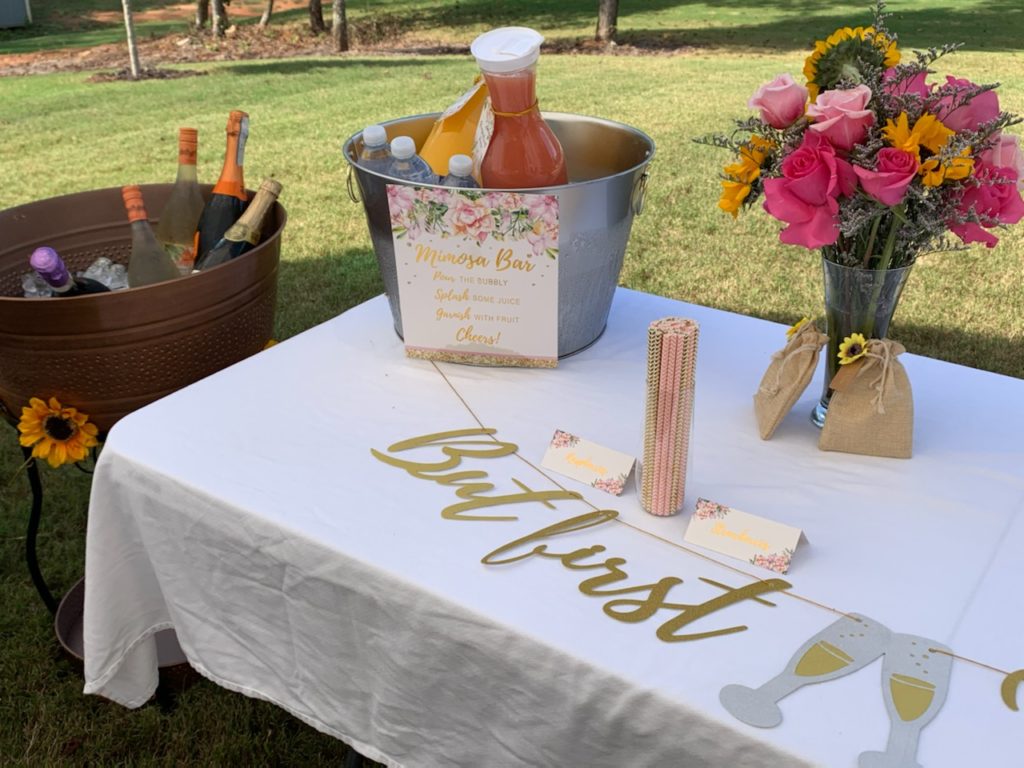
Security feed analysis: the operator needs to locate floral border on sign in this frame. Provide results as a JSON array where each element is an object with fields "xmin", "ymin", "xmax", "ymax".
[
  {"xmin": 694, "ymin": 498, "xmax": 731, "ymax": 521},
  {"xmin": 387, "ymin": 187, "xmax": 559, "ymax": 259},
  {"xmin": 550, "ymin": 430, "xmax": 580, "ymax": 449},
  {"xmin": 592, "ymin": 473, "xmax": 628, "ymax": 497},
  {"xmin": 750, "ymin": 548, "xmax": 795, "ymax": 575}
]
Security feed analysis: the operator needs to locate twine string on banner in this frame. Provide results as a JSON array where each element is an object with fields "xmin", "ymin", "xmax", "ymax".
[{"xmin": 427, "ymin": 361, "xmax": 1011, "ymax": 679}]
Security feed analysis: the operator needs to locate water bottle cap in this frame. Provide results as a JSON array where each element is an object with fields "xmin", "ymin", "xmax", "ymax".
[
  {"xmin": 390, "ymin": 136, "xmax": 416, "ymax": 160},
  {"xmin": 471, "ymin": 27, "xmax": 544, "ymax": 73},
  {"xmin": 363, "ymin": 124, "xmax": 387, "ymax": 148},
  {"xmin": 448, "ymin": 154, "xmax": 474, "ymax": 177},
  {"xmin": 29, "ymin": 247, "xmax": 68, "ymax": 285}
]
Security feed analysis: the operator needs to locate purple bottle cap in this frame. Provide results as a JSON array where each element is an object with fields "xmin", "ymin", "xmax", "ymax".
[{"xmin": 30, "ymin": 247, "xmax": 70, "ymax": 287}]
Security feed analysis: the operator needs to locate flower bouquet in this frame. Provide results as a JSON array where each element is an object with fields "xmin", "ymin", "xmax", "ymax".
[{"xmin": 700, "ymin": 2, "xmax": 1023, "ymax": 425}]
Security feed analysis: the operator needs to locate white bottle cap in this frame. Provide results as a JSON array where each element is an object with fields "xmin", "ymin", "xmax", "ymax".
[
  {"xmin": 363, "ymin": 124, "xmax": 387, "ymax": 148},
  {"xmin": 470, "ymin": 27, "xmax": 544, "ymax": 74},
  {"xmin": 390, "ymin": 136, "xmax": 416, "ymax": 160},
  {"xmin": 448, "ymin": 154, "xmax": 473, "ymax": 177}
]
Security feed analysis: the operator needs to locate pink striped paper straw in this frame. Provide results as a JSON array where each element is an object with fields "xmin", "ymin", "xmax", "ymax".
[{"xmin": 642, "ymin": 318, "xmax": 699, "ymax": 516}]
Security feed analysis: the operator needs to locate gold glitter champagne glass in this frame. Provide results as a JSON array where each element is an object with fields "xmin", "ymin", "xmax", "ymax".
[
  {"xmin": 858, "ymin": 634, "xmax": 953, "ymax": 768},
  {"xmin": 720, "ymin": 614, "xmax": 891, "ymax": 728}
]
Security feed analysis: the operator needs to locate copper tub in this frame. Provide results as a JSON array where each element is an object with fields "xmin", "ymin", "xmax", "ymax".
[{"xmin": 0, "ymin": 184, "xmax": 286, "ymax": 433}]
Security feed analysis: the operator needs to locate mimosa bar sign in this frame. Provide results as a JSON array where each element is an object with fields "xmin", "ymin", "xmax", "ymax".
[{"xmin": 388, "ymin": 186, "xmax": 559, "ymax": 367}]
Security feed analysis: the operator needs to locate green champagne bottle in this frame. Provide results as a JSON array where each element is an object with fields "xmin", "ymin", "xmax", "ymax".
[{"xmin": 195, "ymin": 178, "xmax": 282, "ymax": 270}]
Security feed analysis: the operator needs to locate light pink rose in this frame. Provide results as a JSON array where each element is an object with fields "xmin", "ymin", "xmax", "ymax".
[
  {"xmin": 980, "ymin": 133, "xmax": 1024, "ymax": 191},
  {"xmin": 935, "ymin": 76, "xmax": 1000, "ymax": 133},
  {"xmin": 450, "ymin": 197, "xmax": 494, "ymax": 243},
  {"xmin": 527, "ymin": 221, "xmax": 558, "ymax": 256},
  {"xmin": 387, "ymin": 184, "xmax": 416, "ymax": 225},
  {"xmin": 527, "ymin": 194, "xmax": 559, "ymax": 228},
  {"xmin": 854, "ymin": 148, "xmax": 919, "ymax": 206},
  {"xmin": 762, "ymin": 132, "xmax": 856, "ymax": 249},
  {"xmin": 951, "ymin": 160, "xmax": 1024, "ymax": 248},
  {"xmin": 883, "ymin": 68, "xmax": 930, "ymax": 98},
  {"xmin": 747, "ymin": 74, "xmax": 808, "ymax": 129},
  {"xmin": 807, "ymin": 85, "xmax": 875, "ymax": 151}
]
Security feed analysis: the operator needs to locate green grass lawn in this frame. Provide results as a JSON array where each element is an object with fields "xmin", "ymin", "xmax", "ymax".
[
  {"xmin": 3, "ymin": 0, "xmax": 1023, "ymax": 54},
  {"xmin": 1, "ymin": 10, "xmax": 1023, "ymax": 763}
]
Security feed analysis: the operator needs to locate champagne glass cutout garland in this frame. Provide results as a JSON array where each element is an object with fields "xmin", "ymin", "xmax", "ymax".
[
  {"xmin": 641, "ymin": 318, "xmax": 699, "ymax": 516},
  {"xmin": 720, "ymin": 614, "xmax": 952, "ymax": 768}
]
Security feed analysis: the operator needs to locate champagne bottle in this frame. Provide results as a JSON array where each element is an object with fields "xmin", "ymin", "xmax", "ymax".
[
  {"xmin": 195, "ymin": 110, "xmax": 249, "ymax": 262},
  {"xmin": 122, "ymin": 186, "xmax": 182, "ymax": 288},
  {"xmin": 29, "ymin": 247, "xmax": 110, "ymax": 297},
  {"xmin": 195, "ymin": 178, "xmax": 282, "ymax": 271},
  {"xmin": 155, "ymin": 127, "xmax": 204, "ymax": 273}
]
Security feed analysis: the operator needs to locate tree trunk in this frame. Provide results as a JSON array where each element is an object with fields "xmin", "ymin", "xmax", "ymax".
[
  {"xmin": 195, "ymin": 0, "xmax": 208, "ymax": 29},
  {"xmin": 211, "ymin": 0, "xmax": 228, "ymax": 37},
  {"xmin": 596, "ymin": 0, "xmax": 618, "ymax": 42},
  {"xmin": 309, "ymin": 0, "xmax": 325, "ymax": 34},
  {"xmin": 258, "ymin": 0, "xmax": 274, "ymax": 26},
  {"xmin": 331, "ymin": 0, "xmax": 347, "ymax": 52},
  {"xmin": 121, "ymin": 0, "xmax": 142, "ymax": 79}
]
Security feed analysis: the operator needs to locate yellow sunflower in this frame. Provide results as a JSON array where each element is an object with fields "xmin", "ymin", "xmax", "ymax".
[
  {"xmin": 786, "ymin": 317, "xmax": 810, "ymax": 339},
  {"xmin": 718, "ymin": 136, "xmax": 775, "ymax": 218},
  {"xmin": 804, "ymin": 25, "xmax": 900, "ymax": 101},
  {"xmin": 838, "ymin": 333, "xmax": 870, "ymax": 365},
  {"xmin": 18, "ymin": 396, "xmax": 99, "ymax": 468}
]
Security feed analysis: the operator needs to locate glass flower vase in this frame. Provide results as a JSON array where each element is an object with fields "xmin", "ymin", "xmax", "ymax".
[{"xmin": 810, "ymin": 257, "xmax": 914, "ymax": 428}]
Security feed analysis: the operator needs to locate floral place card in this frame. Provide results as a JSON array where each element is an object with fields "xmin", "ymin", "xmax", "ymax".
[
  {"xmin": 541, "ymin": 430, "xmax": 636, "ymax": 496},
  {"xmin": 684, "ymin": 498, "xmax": 806, "ymax": 574},
  {"xmin": 388, "ymin": 186, "xmax": 559, "ymax": 368}
]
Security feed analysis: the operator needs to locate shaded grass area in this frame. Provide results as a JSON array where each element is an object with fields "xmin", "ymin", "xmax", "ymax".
[
  {"xmin": 2, "ymin": 0, "xmax": 1023, "ymax": 55},
  {"xmin": 0, "ymin": 50, "xmax": 1022, "ymax": 762}
]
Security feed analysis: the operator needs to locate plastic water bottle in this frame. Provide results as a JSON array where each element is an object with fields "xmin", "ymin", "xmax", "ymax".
[
  {"xmin": 386, "ymin": 136, "xmax": 438, "ymax": 184},
  {"xmin": 441, "ymin": 154, "xmax": 479, "ymax": 188},
  {"xmin": 358, "ymin": 124, "xmax": 391, "ymax": 174}
]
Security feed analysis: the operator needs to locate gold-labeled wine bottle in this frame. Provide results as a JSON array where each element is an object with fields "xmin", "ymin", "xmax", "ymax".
[
  {"xmin": 195, "ymin": 178, "xmax": 282, "ymax": 270},
  {"xmin": 155, "ymin": 127, "xmax": 204, "ymax": 273},
  {"xmin": 195, "ymin": 110, "xmax": 249, "ymax": 263},
  {"xmin": 122, "ymin": 185, "xmax": 182, "ymax": 288}
]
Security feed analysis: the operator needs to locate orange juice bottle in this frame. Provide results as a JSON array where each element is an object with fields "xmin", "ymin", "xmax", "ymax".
[
  {"xmin": 419, "ymin": 77, "xmax": 490, "ymax": 177},
  {"xmin": 471, "ymin": 27, "xmax": 568, "ymax": 189}
]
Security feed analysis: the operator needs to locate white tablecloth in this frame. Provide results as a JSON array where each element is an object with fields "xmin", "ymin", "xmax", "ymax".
[{"xmin": 84, "ymin": 289, "xmax": 1024, "ymax": 767}]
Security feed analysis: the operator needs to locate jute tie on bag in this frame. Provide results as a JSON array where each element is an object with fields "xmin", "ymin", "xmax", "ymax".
[
  {"xmin": 819, "ymin": 339, "xmax": 913, "ymax": 458},
  {"xmin": 753, "ymin": 320, "xmax": 828, "ymax": 440}
]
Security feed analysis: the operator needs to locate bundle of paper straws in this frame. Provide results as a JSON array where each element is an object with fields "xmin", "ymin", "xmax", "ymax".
[{"xmin": 641, "ymin": 317, "xmax": 699, "ymax": 516}]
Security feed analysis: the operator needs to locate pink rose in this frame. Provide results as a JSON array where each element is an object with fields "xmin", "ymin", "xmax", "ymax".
[
  {"xmin": 807, "ymin": 85, "xmax": 875, "ymax": 151},
  {"xmin": 980, "ymin": 133, "xmax": 1024, "ymax": 191},
  {"xmin": 935, "ymin": 76, "xmax": 1000, "ymax": 133},
  {"xmin": 748, "ymin": 74, "xmax": 808, "ymax": 129},
  {"xmin": 450, "ymin": 197, "xmax": 494, "ymax": 243},
  {"xmin": 883, "ymin": 68, "xmax": 930, "ymax": 99},
  {"xmin": 854, "ymin": 148, "xmax": 919, "ymax": 206},
  {"xmin": 763, "ymin": 132, "xmax": 857, "ymax": 249},
  {"xmin": 951, "ymin": 160, "xmax": 1024, "ymax": 248}
]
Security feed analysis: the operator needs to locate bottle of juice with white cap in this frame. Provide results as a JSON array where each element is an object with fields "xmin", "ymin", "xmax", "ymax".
[{"xmin": 471, "ymin": 26, "xmax": 568, "ymax": 189}]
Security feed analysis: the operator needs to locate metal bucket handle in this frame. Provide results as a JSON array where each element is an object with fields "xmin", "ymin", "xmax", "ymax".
[
  {"xmin": 347, "ymin": 164, "xmax": 361, "ymax": 204},
  {"xmin": 632, "ymin": 168, "xmax": 650, "ymax": 216}
]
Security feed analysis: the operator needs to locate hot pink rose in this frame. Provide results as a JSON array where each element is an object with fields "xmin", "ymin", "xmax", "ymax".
[
  {"xmin": 763, "ymin": 132, "xmax": 857, "ymax": 249},
  {"xmin": 882, "ymin": 68, "xmax": 930, "ymax": 98},
  {"xmin": 935, "ymin": 76, "xmax": 1000, "ymax": 133},
  {"xmin": 807, "ymin": 85, "xmax": 875, "ymax": 151},
  {"xmin": 854, "ymin": 148, "xmax": 919, "ymax": 206},
  {"xmin": 748, "ymin": 74, "xmax": 808, "ymax": 129},
  {"xmin": 951, "ymin": 160, "xmax": 1024, "ymax": 248},
  {"xmin": 980, "ymin": 133, "xmax": 1024, "ymax": 192}
]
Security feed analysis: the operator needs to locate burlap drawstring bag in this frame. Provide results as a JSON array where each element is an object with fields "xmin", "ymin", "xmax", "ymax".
[
  {"xmin": 754, "ymin": 320, "xmax": 828, "ymax": 439},
  {"xmin": 819, "ymin": 339, "xmax": 913, "ymax": 458}
]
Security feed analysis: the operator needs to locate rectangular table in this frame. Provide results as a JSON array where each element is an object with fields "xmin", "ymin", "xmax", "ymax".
[{"xmin": 84, "ymin": 289, "xmax": 1024, "ymax": 767}]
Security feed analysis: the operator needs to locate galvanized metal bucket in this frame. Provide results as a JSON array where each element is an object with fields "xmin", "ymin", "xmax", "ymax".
[{"xmin": 343, "ymin": 112, "xmax": 654, "ymax": 357}]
